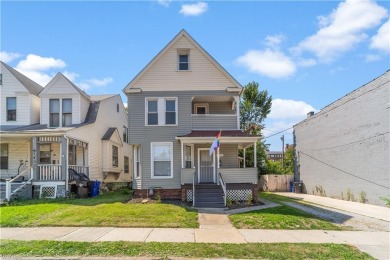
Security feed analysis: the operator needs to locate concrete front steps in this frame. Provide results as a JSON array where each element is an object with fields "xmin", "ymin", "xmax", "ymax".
[{"xmin": 194, "ymin": 184, "xmax": 225, "ymax": 208}]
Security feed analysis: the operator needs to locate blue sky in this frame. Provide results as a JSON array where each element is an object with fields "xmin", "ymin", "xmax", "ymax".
[{"xmin": 2, "ymin": 0, "xmax": 389, "ymax": 150}]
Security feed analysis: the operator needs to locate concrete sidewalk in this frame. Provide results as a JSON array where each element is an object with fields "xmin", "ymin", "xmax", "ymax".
[
  {"xmin": 273, "ymin": 192, "xmax": 390, "ymax": 221},
  {"xmin": 1, "ymin": 227, "xmax": 389, "ymax": 259}
]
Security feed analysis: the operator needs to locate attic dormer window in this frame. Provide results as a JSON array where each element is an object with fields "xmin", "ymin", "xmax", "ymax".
[{"xmin": 178, "ymin": 49, "xmax": 190, "ymax": 71}]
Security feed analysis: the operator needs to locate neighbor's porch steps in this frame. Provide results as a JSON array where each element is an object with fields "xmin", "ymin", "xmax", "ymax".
[{"xmin": 194, "ymin": 184, "xmax": 225, "ymax": 208}]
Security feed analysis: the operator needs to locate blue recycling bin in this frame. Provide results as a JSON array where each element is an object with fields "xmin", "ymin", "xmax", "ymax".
[
  {"xmin": 91, "ymin": 180, "xmax": 100, "ymax": 197},
  {"xmin": 289, "ymin": 182, "xmax": 294, "ymax": 192}
]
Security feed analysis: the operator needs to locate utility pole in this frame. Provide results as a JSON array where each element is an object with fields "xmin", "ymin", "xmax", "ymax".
[{"xmin": 281, "ymin": 135, "xmax": 284, "ymax": 169}]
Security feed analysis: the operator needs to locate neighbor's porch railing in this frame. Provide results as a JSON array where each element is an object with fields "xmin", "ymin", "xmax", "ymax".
[
  {"xmin": 5, "ymin": 167, "xmax": 33, "ymax": 201},
  {"xmin": 69, "ymin": 165, "xmax": 89, "ymax": 177},
  {"xmin": 38, "ymin": 164, "xmax": 63, "ymax": 181}
]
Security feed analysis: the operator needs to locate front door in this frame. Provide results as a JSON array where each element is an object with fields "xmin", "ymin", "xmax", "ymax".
[{"xmin": 198, "ymin": 148, "xmax": 215, "ymax": 183}]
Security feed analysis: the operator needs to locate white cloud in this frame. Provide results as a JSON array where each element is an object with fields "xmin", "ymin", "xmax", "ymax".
[
  {"xmin": 265, "ymin": 34, "xmax": 285, "ymax": 49},
  {"xmin": 16, "ymin": 54, "xmax": 66, "ymax": 71},
  {"xmin": 77, "ymin": 82, "xmax": 91, "ymax": 91},
  {"xmin": 365, "ymin": 54, "xmax": 382, "ymax": 62},
  {"xmin": 268, "ymin": 99, "xmax": 316, "ymax": 119},
  {"xmin": 179, "ymin": 2, "xmax": 208, "ymax": 16},
  {"xmin": 370, "ymin": 19, "xmax": 390, "ymax": 53},
  {"xmin": 296, "ymin": 58, "xmax": 317, "ymax": 67},
  {"xmin": 0, "ymin": 51, "xmax": 21, "ymax": 63},
  {"xmin": 237, "ymin": 49, "xmax": 296, "ymax": 78},
  {"xmin": 157, "ymin": 0, "xmax": 172, "ymax": 7},
  {"xmin": 295, "ymin": 0, "xmax": 388, "ymax": 62},
  {"xmin": 63, "ymin": 71, "xmax": 79, "ymax": 82},
  {"xmin": 86, "ymin": 77, "xmax": 113, "ymax": 87}
]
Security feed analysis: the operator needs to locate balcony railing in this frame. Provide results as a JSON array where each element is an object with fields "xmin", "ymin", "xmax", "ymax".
[{"xmin": 191, "ymin": 114, "xmax": 238, "ymax": 130}]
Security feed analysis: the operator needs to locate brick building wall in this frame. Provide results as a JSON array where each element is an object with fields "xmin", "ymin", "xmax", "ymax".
[{"xmin": 294, "ymin": 71, "xmax": 389, "ymax": 206}]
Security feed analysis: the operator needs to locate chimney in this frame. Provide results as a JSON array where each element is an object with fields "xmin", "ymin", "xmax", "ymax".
[{"xmin": 307, "ymin": 111, "xmax": 314, "ymax": 118}]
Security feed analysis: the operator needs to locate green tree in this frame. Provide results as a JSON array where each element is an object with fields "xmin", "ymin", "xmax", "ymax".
[
  {"xmin": 240, "ymin": 81, "xmax": 272, "ymax": 134},
  {"xmin": 239, "ymin": 81, "xmax": 272, "ymax": 174},
  {"xmin": 284, "ymin": 146, "xmax": 294, "ymax": 174}
]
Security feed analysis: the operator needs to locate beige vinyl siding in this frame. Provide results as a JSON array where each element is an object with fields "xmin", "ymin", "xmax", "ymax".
[
  {"xmin": 42, "ymin": 75, "xmax": 80, "ymax": 95},
  {"xmin": 40, "ymin": 95, "xmax": 81, "ymax": 125},
  {"xmin": 0, "ymin": 66, "xmax": 34, "ymax": 126},
  {"xmin": 29, "ymin": 94, "xmax": 41, "ymax": 124},
  {"xmin": 67, "ymin": 95, "xmax": 131, "ymax": 183},
  {"xmin": 133, "ymin": 36, "xmax": 236, "ymax": 91},
  {"xmin": 0, "ymin": 140, "xmax": 31, "ymax": 179},
  {"xmin": 80, "ymin": 95, "xmax": 90, "ymax": 123}
]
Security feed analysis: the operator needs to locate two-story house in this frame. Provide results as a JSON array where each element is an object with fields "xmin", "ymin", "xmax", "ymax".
[
  {"xmin": 124, "ymin": 30, "xmax": 260, "ymax": 208},
  {"xmin": 1, "ymin": 63, "xmax": 131, "ymax": 200}
]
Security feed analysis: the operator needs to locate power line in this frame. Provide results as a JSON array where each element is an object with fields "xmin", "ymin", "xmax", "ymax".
[
  {"xmin": 263, "ymin": 127, "xmax": 293, "ymax": 140},
  {"xmin": 299, "ymin": 150, "xmax": 389, "ymax": 190}
]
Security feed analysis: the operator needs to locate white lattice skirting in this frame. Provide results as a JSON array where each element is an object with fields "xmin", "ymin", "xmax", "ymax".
[
  {"xmin": 186, "ymin": 190, "xmax": 193, "ymax": 202},
  {"xmin": 40, "ymin": 185, "xmax": 57, "ymax": 198},
  {"xmin": 227, "ymin": 189, "xmax": 252, "ymax": 201}
]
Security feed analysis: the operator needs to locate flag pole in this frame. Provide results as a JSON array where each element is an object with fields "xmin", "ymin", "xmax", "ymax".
[{"xmin": 217, "ymin": 130, "xmax": 221, "ymax": 169}]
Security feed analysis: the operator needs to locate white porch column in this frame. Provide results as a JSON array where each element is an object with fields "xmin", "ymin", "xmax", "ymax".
[
  {"xmin": 254, "ymin": 142, "xmax": 257, "ymax": 167},
  {"xmin": 217, "ymin": 146, "xmax": 220, "ymax": 169},
  {"xmin": 235, "ymin": 96, "xmax": 240, "ymax": 129},
  {"xmin": 243, "ymin": 148, "xmax": 246, "ymax": 168},
  {"xmin": 61, "ymin": 136, "xmax": 69, "ymax": 191},
  {"xmin": 181, "ymin": 141, "xmax": 184, "ymax": 168}
]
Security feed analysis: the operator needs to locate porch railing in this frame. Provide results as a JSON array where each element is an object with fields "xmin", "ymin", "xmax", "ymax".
[
  {"xmin": 181, "ymin": 168, "xmax": 196, "ymax": 184},
  {"xmin": 191, "ymin": 114, "xmax": 238, "ymax": 130},
  {"xmin": 69, "ymin": 165, "xmax": 89, "ymax": 177},
  {"xmin": 219, "ymin": 168, "xmax": 258, "ymax": 184},
  {"xmin": 219, "ymin": 172, "xmax": 227, "ymax": 207},
  {"xmin": 38, "ymin": 164, "xmax": 63, "ymax": 181}
]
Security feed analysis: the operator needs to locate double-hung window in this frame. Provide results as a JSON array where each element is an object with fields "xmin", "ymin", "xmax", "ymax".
[
  {"xmin": 146, "ymin": 98, "xmax": 177, "ymax": 126},
  {"xmin": 147, "ymin": 100, "xmax": 158, "ymax": 125},
  {"xmin": 123, "ymin": 126, "xmax": 128, "ymax": 143},
  {"xmin": 151, "ymin": 142, "xmax": 173, "ymax": 178},
  {"xmin": 178, "ymin": 49, "xmax": 190, "ymax": 71},
  {"xmin": 6, "ymin": 97, "xmax": 16, "ymax": 121},
  {"xmin": 112, "ymin": 145, "xmax": 118, "ymax": 167},
  {"xmin": 184, "ymin": 144, "xmax": 194, "ymax": 168},
  {"xmin": 165, "ymin": 99, "xmax": 176, "ymax": 125},
  {"xmin": 124, "ymin": 156, "xmax": 129, "ymax": 173},
  {"xmin": 0, "ymin": 144, "xmax": 8, "ymax": 169},
  {"xmin": 62, "ymin": 99, "xmax": 72, "ymax": 126},
  {"xmin": 134, "ymin": 145, "xmax": 140, "ymax": 179},
  {"xmin": 50, "ymin": 99, "xmax": 60, "ymax": 127}
]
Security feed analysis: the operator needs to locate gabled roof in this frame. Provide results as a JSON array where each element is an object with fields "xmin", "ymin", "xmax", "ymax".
[
  {"xmin": 1, "ymin": 61, "xmax": 43, "ymax": 96},
  {"xmin": 101, "ymin": 127, "xmax": 117, "ymax": 140},
  {"xmin": 40, "ymin": 72, "xmax": 90, "ymax": 100},
  {"xmin": 123, "ymin": 29, "xmax": 243, "ymax": 93}
]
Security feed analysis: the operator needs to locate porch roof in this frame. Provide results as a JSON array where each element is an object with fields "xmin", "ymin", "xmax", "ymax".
[{"xmin": 176, "ymin": 130, "xmax": 260, "ymax": 148}]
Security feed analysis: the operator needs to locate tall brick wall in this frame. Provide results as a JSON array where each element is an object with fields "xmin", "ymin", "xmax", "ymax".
[{"xmin": 294, "ymin": 71, "xmax": 389, "ymax": 206}]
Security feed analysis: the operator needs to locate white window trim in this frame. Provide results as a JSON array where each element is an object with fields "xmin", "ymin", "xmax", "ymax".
[
  {"xmin": 151, "ymin": 142, "xmax": 173, "ymax": 179},
  {"xmin": 177, "ymin": 49, "xmax": 190, "ymax": 71},
  {"xmin": 184, "ymin": 144, "xmax": 195, "ymax": 169},
  {"xmin": 145, "ymin": 97, "xmax": 178, "ymax": 126},
  {"xmin": 133, "ymin": 145, "xmax": 141, "ymax": 179},
  {"xmin": 194, "ymin": 103, "xmax": 209, "ymax": 114},
  {"xmin": 49, "ymin": 98, "xmax": 73, "ymax": 128}
]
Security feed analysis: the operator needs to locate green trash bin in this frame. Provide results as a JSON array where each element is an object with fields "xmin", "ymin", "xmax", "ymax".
[{"xmin": 293, "ymin": 182, "xmax": 302, "ymax": 193}]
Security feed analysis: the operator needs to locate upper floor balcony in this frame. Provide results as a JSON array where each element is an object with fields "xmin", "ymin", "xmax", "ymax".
[{"xmin": 191, "ymin": 96, "xmax": 239, "ymax": 130}]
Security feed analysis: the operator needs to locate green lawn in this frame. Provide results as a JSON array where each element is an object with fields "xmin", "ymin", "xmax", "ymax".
[
  {"xmin": 0, "ymin": 190, "xmax": 198, "ymax": 228},
  {"xmin": 0, "ymin": 240, "xmax": 373, "ymax": 260},
  {"xmin": 229, "ymin": 192, "xmax": 346, "ymax": 230}
]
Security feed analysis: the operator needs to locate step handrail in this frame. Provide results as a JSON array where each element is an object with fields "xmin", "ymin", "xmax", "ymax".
[
  {"xmin": 219, "ymin": 172, "xmax": 227, "ymax": 207},
  {"xmin": 6, "ymin": 167, "xmax": 33, "ymax": 201}
]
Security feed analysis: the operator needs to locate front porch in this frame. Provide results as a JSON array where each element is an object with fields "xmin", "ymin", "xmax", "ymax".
[
  {"xmin": 1, "ymin": 135, "xmax": 90, "ymax": 200},
  {"xmin": 177, "ymin": 130, "xmax": 260, "ymax": 207}
]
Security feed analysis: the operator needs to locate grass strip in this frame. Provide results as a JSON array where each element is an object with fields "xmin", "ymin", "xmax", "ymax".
[
  {"xmin": 0, "ymin": 240, "xmax": 373, "ymax": 260},
  {"xmin": 0, "ymin": 190, "xmax": 198, "ymax": 228}
]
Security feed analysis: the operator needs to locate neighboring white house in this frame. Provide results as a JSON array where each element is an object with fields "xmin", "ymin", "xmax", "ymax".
[
  {"xmin": 294, "ymin": 70, "xmax": 389, "ymax": 206},
  {"xmin": 1, "ymin": 65, "xmax": 131, "ymax": 199}
]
